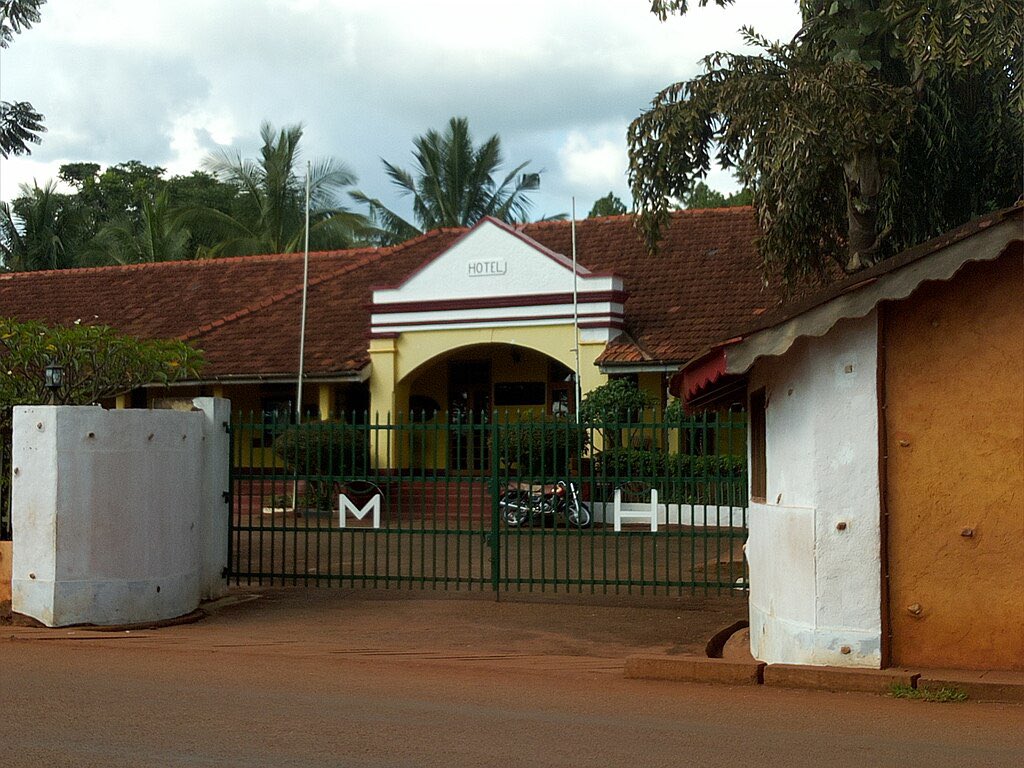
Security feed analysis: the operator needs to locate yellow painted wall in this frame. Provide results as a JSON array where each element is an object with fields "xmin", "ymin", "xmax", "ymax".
[
  {"xmin": 386, "ymin": 324, "xmax": 605, "ymax": 402},
  {"xmin": 884, "ymin": 251, "xmax": 1024, "ymax": 671},
  {"xmin": 0, "ymin": 540, "xmax": 11, "ymax": 605},
  {"xmin": 368, "ymin": 323, "xmax": 608, "ymax": 469}
]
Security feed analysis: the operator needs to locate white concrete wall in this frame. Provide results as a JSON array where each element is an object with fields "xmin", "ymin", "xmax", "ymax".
[
  {"xmin": 590, "ymin": 501, "xmax": 747, "ymax": 528},
  {"xmin": 746, "ymin": 312, "xmax": 883, "ymax": 667},
  {"xmin": 11, "ymin": 398, "xmax": 229, "ymax": 627}
]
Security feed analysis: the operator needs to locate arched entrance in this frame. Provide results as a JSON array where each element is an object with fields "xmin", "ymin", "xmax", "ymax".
[{"xmin": 398, "ymin": 343, "xmax": 575, "ymax": 472}]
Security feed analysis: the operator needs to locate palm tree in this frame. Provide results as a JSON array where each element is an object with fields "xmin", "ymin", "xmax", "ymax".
[
  {"xmin": 0, "ymin": 181, "xmax": 86, "ymax": 271},
  {"xmin": 81, "ymin": 190, "xmax": 191, "ymax": 265},
  {"xmin": 184, "ymin": 121, "xmax": 370, "ymax": 256},
  {"xmin": 352, "ymin": 117, "xmax": 540, "ymax": 244}
]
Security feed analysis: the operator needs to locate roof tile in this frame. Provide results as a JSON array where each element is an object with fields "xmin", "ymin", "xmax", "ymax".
[{"xmin": 0, "ymin": 209, "xmax": 778, "ymax": 377}]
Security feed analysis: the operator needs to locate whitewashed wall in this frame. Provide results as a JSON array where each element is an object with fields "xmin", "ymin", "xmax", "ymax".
[
  {"xmin": 590, "ymin": 501, "xmax": 747, "ymax": 528},
  {"xmin": 11, "ymin": 398, "xmax": 229, "ymax": 627},
  {"xmin": 745, "ymin": 312, "xmax": 882, "ymax": 667}
]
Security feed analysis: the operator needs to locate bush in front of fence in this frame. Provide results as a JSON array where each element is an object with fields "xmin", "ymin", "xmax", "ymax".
[
  {"xmin": 496, "ymin": 416, "xmax": 589, "ymax": 478},
  {"xmin": 272, "ymin": 422, "xmax": 369, "ymax": 510},
  {"xmin": 592, "ymin": 447, "xmax": 746, "ymax": 505}
]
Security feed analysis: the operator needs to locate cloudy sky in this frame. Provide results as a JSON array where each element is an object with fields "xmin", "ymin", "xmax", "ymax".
[{"xmin": 0, "ymin": 0, "xmax": 800, "ymax": 219}]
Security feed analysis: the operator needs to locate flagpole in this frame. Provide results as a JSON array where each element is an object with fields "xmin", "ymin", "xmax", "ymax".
[
  {"xmin": 571, "ymin": 197, "xmax": 581, "ymax": 423},
  {"xmin": 295, "ymin": 160, "xmax": 311, "ymax": 425},
  {"xmin": 291, "ymin": 162, "xmax": 312, "ymax": 510}
]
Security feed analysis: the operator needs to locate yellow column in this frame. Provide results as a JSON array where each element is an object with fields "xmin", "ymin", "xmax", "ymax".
[
  {"xmin": 115, "ymin": 394, "xmax": 128, "ymax": 409},
  {"xmin": 638, "ymin": 371, "xmax": 665, "ymax": 417},
  {"xmin": 578, "ymin": 338, "xmax": 609, "ymax": 452},
  {"xmin": 317, "ymin": 383, "xmax": 335, "ymax": 421},
  {"xmin": 368, "ymin": 336, "xmax": 398, "ymax": 469},
  {"xmin": 578, "ymin": 339, "xmax": 609, "ymax": 398}
]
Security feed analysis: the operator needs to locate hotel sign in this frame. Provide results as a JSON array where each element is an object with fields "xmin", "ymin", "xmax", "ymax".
[{"xmin": 467, "ymin": 259, "xmax": 507, "ymax": 277}]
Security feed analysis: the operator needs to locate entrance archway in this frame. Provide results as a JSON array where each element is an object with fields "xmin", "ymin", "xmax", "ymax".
[{"xmin": 396, "ymin": 344, "xmax": 575, "ymax": 472}]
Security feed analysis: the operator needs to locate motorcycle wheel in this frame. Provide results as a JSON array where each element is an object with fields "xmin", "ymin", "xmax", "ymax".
[
  {"xmin": 566, "ymin": 499, "xmax": 592, "ymax": 529},
  {"xmin": 500, "ymin": 494, "xmax": 530, "ymax": 527}
]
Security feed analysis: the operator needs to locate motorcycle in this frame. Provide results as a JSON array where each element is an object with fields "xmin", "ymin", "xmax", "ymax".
[{"xmin": 499, "ymin": 479, "xmax": 592, "ymax": 529}]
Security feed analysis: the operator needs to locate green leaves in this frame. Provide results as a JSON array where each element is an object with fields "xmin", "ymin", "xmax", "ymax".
[
  {"xmin": 579, "ymin": 379, "xmax": 656, "ymax": 424},
  {"xmin": 0, "ymin": 1, "xmax": 46, "ymax": 157},
  {"xmin": 195, "ymin": 121, "xmax": 371, "ymax": 257},
  {"xmin": 354, "ymin": 117, "xmax": 541, "ymax": 244},
  {"xmin": 0, "ymin": 318, "xmax": 204, "ymax": 426},
  {"xmin": 587, "ymin": 192, "xmax": 628, "ymax": 218},
  {"xmin": 629, "ymin": 1, "xmax": 1023, "ymax": 288}
]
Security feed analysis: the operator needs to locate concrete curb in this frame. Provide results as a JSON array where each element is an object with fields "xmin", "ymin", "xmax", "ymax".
[
  {"xmin": 918, "ymin": 675, "xmax": 1024, "ymax": 704},
  {"xmin": 624, "ymin": 655, "xmax": 765, "ymax": 685},
  {"xmin": 764, "ymin": 664, "xmax": 918, "ymax": 694},
  {"xmin": 622, "ymin": 655, "xmax": 1024, "ymax": 704}
]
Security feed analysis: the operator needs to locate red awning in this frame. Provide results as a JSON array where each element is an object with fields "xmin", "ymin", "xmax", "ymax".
[
  {"xmin": 669, "ymin": 346, "xmax": 742, "ymax": 411},
  {"xmin": 682, "ymin": 347, "xmax": 727, "ymax": 399}
]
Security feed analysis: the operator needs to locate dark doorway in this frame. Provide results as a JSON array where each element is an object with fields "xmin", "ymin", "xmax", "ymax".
[{"xmin": 448, "ymin": 360, "xmax": 492, "ymax": 473}]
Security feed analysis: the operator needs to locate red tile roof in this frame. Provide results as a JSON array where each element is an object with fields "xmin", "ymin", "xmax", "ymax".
[
  {"xmin": 0, "ymin": 209, "xmax": 777, "ymax": 379},
  {"xmin": 521, "ymin": 207, "xmax": 774, "ymax": 365}
]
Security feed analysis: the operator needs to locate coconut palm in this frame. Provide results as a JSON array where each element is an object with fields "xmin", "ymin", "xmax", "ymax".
[
  {"xmin": 184, "ymin": 121, "xmax": 370, "ymax": 256},
  {"xmin": 352, "ymin": 117, "xmax": 540, "ymax": 244},
  {"xmin": 81, "ymin": 190, "xmax": 191, "ymax": 265},
  {"xmin": 0, "ymin": 181, "xmax": 86, "ymax": 271}
]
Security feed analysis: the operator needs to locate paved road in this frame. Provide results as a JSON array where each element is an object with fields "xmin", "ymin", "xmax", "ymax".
[{"xmin": 2, "ymin": 591, "xmax": 1021, "ymax": 768}]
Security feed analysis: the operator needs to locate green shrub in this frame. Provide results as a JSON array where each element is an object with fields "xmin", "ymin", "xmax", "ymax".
[
  {"xmin": 594, "ymin": 448, "xmax": 745, "ymax": 480},
  {"xmin": 497, "ymin": 417, "xmax": 588, "ymax": 478},
  {"xmin": 579, "ymin": 379, "xmax": 656, "ymax": 423},
  {"xmin": 272, "ymin": 422, "xmax": 369, "ymax": 509},
  {"xmin": 579, "ymin": 379, "xmax": 656, "ymax": 449},
  {"xmin": 592, "ymin": 447, "xmax": 746, "ymax": 504}
]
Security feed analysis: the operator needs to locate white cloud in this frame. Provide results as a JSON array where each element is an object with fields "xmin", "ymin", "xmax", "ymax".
[
  {"xmin": 558, "ymin": 131, "xmax": 627, "ymax": 193},
  {"xmin": 164, "ymin": 111, "xmax": 241, "ymax": 178},
  {"xmin": 0, "ymin": 157, "xmax": 69, "ymax": 200},
  {"xmin": 0, "ymin": 0, "xmax": 802, "ymax": 209}
]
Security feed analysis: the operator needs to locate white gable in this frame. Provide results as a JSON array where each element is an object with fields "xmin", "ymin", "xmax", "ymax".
[
  {"xmin": 371, "ymin": 219, "xmax": 625, "ymax": 340},
  {"xmin": 376, "ymin": 219, "xmax": 611, "ymax": 302}
]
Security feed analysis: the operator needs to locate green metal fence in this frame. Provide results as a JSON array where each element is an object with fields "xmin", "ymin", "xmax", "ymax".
[{"xmin": 229, "ymin": 410, "xmax": 748, "ymax": 596}]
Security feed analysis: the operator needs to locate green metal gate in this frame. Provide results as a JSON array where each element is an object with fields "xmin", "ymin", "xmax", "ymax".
[{"xmin": 228, "ymin": 412, "xmax": 748, "ymax": 595}]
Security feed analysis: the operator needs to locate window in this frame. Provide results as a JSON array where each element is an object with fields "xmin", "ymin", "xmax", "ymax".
[
  {"xmin": 749, "ymin": 388, "xmax": 767, "ymax": 502},
  {"xmin": 494, "ymin": 382, "xmax": 546, "ymax": 406}
]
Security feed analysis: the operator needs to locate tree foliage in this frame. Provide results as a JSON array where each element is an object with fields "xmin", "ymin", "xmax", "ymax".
[
  {"xmin": 0, "ymin": 0, "xmax": 46, "ymax": 157},
  {"xmin": 588, "ymin": 192, "xmax": 629, "ymax": 218},
  {"xmin": 81, "ymin": 190, "xmax": 192, "ymax": 265},
  {"xmin": 579, "ymin": 378, "xmax": 656, "ymax": 449},
  {"xmin": 353, "ymin": 117, "xmax": 540, "ymax": 244},
  {"xmin": 0, "ymin": 181, "xmax": 87, "ymax": 271},
  {"xmin": 272, "ymin": 422, "xmax": 369, "ymax": 508},
  {"xmin": 580, "ymin": 378, "xmax": 656, "ymax": 423},
  {"xmin": 190, "ymin": 121, "xmax": 370, "ymax": 256},
  {"xmin": 1, "ymin": 123, "xmax": 369, "ymax": 269},
  {"xmin": 630, "ymin": 1, "xmax": 1023, "ymax": 287},
  {"xmin": 681, "ymin": 182, "xmax": 752, "ymax": 209},
  {"xmin": 0, "ymin": 317, "xmax": 204, "ymax": 424}
]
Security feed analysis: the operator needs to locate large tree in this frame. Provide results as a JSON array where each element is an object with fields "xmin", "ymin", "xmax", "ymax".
[
  {"xmin": 60, "ymin": 162, "xmax": 239, "ymax": 261},
  {"xmin": 353, "ymin": 117, "xmax": 540, "ymax": 244},
  {"xmin": 0, "ymin": 0, "xmax": 46, "ymax": 158},
  {"xmin": 0, "ymin": 181, "xmax": 87, "ymax": 271},
  {"xmin": 588, "ymin": 192, "xmax": 629, "ymax": 218},
  {"xmin": 681, "ymin": 182, "xmax": 752, "ymax": 210},
  {"xmin": 629, "ymin": 1, "xmax": 1022, "ymax": 286},
  {"xmin": 81, "ymin": 190, "xmax": 191, "ymax": 265},
  {"xmin": 188, "ymin": 122, "xmax": 370, "ymax": 256}
]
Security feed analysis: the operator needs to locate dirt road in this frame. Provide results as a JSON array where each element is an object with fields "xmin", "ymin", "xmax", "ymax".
[{"xmin": 2, "ymin": 590, "xmax": 1021, "ymax": 767}]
